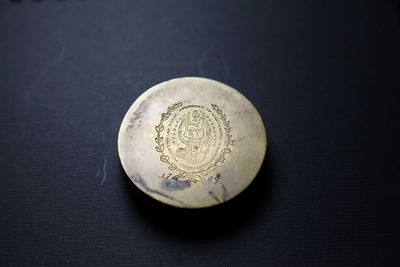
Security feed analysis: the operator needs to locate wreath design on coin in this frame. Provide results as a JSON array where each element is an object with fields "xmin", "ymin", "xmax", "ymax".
[{"xmin": 155, "ymin": 102, "xmax": 234, "ymax": 183}]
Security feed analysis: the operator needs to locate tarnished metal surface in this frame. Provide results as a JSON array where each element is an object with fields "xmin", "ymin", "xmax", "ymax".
[{"xmin": 118, "ymin": 77, "xmax": 267, "ymax": 208}]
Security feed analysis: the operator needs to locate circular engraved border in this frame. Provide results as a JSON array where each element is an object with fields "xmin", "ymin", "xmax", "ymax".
[{"xmin": 155, "ymin": 102, "xmax": 235, "ymax": 183}]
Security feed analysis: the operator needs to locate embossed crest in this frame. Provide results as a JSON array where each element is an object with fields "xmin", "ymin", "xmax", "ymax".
[{"xmin": 155, "ymin": 103, "xmax": 234, "ymax": 183}]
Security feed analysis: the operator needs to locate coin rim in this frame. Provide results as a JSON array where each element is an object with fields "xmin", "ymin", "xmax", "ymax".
[{"xmin": 118, "ymin": 77, "xmax": 268, "ymax": 208}]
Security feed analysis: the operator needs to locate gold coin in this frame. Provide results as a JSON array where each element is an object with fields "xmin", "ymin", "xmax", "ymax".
[{"xmin": 118, "ymin": 77, "xmax": 267, "ymax": 208}]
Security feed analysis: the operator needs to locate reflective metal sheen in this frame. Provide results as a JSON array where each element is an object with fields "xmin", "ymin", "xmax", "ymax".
[{"xmin": 118, "ymin": 77, "xmax": 267, "ymax": 208}]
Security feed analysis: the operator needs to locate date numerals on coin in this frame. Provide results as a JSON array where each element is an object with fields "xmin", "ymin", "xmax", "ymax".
[{"xmin": 207, "ymin": 173, "xmax": 221, "ymax": 183}]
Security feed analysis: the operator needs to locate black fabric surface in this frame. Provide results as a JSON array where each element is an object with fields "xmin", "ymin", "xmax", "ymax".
[{"xmin": 1, "ymin": 0, "xmax": 400, "ymax": 266}]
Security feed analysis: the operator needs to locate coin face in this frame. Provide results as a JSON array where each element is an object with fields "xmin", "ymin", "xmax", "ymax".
[{"xmin": 118, "ymin": 77, "xmax": 267, "ymax": 208}]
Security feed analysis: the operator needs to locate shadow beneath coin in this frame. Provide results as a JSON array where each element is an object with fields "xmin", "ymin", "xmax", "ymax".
[{"xmin": 121, "ymin": 151, "xmax": 274, "ymax": 240}]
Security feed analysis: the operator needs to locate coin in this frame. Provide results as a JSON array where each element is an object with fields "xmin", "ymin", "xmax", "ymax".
[{"xmin": 118, "ymin": 77, "xmax": 267, "ymax": 208}]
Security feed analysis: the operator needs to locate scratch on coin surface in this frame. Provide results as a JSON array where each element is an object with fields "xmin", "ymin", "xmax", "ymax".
[
  {"xmin": 132, "ymin": 174, "xmax": 185, "ymax": 206},
  {"xmin": 127, "ymin": 97, "xmax": 150, "ymax": 130},
  {"xmin": 208, "ymin": 191, "xmax": 221, "ymax": 203},
  {"xmin": 221, "ymin": 183, "xmax": 230, "ymax": 201},
  {"xmin": 100, "ymin": 156, "xmax": 107, "ymax": 186}
]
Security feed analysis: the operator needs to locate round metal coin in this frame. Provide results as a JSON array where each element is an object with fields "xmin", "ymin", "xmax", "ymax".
[{"xmin": 118, "ymin": 77, "xmax": 267, "ymax": 208}]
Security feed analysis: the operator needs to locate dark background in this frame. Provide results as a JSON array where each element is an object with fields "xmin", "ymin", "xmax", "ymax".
[{"xmin": 1, "ymin": 0, "xmax": 399, "ymax": 266}]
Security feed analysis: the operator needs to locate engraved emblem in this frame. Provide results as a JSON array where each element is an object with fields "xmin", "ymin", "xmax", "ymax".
[
  {"xmin": 155, "ymin": 102, "xmax": 234, "ymax": 183},
  {"xmin": 177, "ymin": 109, "xmax": 212, "ymax": 162}
]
